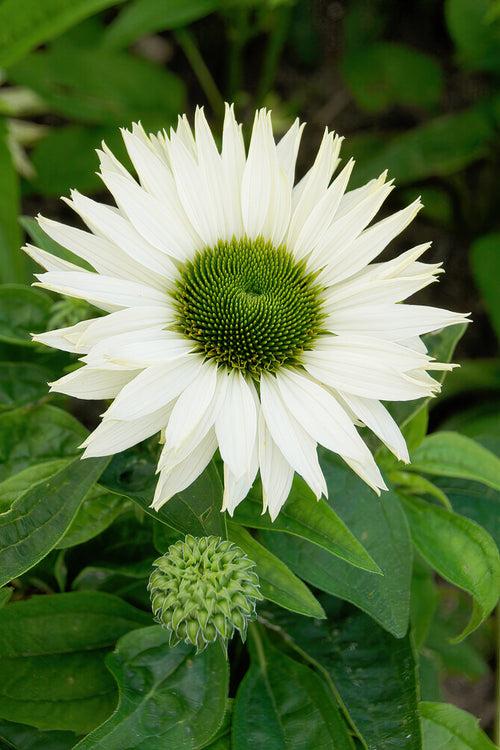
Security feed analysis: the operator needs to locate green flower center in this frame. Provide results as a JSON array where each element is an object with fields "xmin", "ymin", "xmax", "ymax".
[{"xmin": 173, "ymin": 236, "xmax": 324, "ymax": 377}]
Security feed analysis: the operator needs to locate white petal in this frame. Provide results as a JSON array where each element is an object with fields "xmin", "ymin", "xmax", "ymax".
[
  {"xmin": 81, "ymin": 404, "xmax": 173, "ymax": 457},
  {"xmin": 260, "ymin": 372, "xmax": 327, "ymax": 499},
  {"xmin": 120, "ymin": 123, "xmax": 176, "ymax": 202},
  {"xmin": 221, "ymin": 445, "xmax": 258, "ymax": 516},
  {"xmin": 76, "ymin": 306, "xmax": 172, "ymax": 349},
  {"xmin": 339, "ymin": 391, "xmax": 409, "ymax": 462},
  {"xmin": 103, "ymin": 356, "xmax": 202, "ymax": 420},
  {"xmin": 215, "ymin": 370, "xmax": 258, "ymax": 481},
  {"xmin": 50, "ymin": 366, "xmax": 139, "ymax": 399},
  {"xmin": 221, "ymin": 103, "xmax": 245, "ymax": 236},
  {"xmin": 83, "ymin": 330, "xmax": 192, "ymax": 369},
  {"xmin": 258, "ymin": 408, "xmax": 294, "ymax": 520},
  {"xmin": 276, "ymin": 118, "xmax": 305, "ymax": 187},
  {"xmin": 342, "ymin": 455, "xmax": 386, "ymax": 495},
  {"xmin": 152, "ymin": 428, "xmax": 218, "ymax": 511},
  {"xmin": 291, "ymin": 129, "xmax": 342, "ymax": 212},
  {"xmin": 24, "ymin": 243, "xmax": 83, "ymax": 273},
  {"xmin": 35, "ymin": 271, "xmax": 166, "ymax": 312},
  {"xmin": 240, "ymin": 110, "xmax": 273, "ymax": 239},
  {"xmin": 32, "ymin": 318, "xmax": 96, "ymax": 353},
  {"xmin": 275, "ymin": 368, "xmax": 373, "ymax": 462}
]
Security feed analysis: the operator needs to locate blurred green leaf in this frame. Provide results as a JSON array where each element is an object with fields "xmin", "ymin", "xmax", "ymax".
[
  {"xmin": 410, "ymin": 558, "xmax": 438, "ymax": 650},
  {"xmin": 420, "ymin": 701, "xmax": 497, "ymax": 749},
  {"xmin": 408, "ymin": 431, "xmax": 500, "ymax": 492},
  {"xmin": 0, "ymin": 719, "xmax": 76, "ymax": 750},
  {"xmin": 0, "ymin": 455, "xmax": 109, "ymax": 587},
  {"xmin": 228, "ymin": 522, "xmax": 325, "ymax": 619},
  {"xmin": 470, "ymin": 233, "xmax": 500, "ymax": 343},
  {"xmin": 0, "ymin": 0, "xmax": 128, "ymax": 69},
  {"xmin": 0, "ymin": 284, "xmax": 52, "ymax": 346},
  {"xmin": 0, "ymin": 119, "xmax": 23, "ymax": 284},
  {"xmin": 400, "ymin": 494, "xmax": 500, "ymax": 640},
  {"xmin": 269, "ymin": 602, "xmax": 422, "ymax": 750},
  {"xmin": 56, "ymin": 484, "xmax": 128, "ymax": 549},
  {"xmin": 445, "ymin": 0, "xmax": 500, "ymax": 73},
  {"xmin": 233, "ymin": 633, "xmax": 355, "ymax": 750},
  {"xmin": 0, "ymin": 362, "xmax": 52, "ymax": 410},
  {"xmin": 347, "ymin": 108, "xmax": 493, "ymax": 188},
  {"xmin": 261, "ymin": 452, "xmax": 413, "ymax": 638},
  {"xmin": 0, "ymin": 591, "xmax": 150, "ymax": 733},
  {"xmin": 232, "ymin": 476, "xmax": 380, "ymax": 573},
  {"xmin": 21, "ymin": 216, "xmax": 93, "ymax": 272},
  {"xmin": 342, "ymin": 42, "xmax": 443, "ymax": 113},
  {"xmin": 10, "ymin": 47, "xmax": 185, "ymax": 129},
  {"xmin": 105, "ymin": 0, "xmax": 221, "ymax": 49},
  {"xmin": 436, "ymin": 476, "xmax": 500, "ymax": 548},
  {"xmin": 74, "ymin": 628, "xmax": 228, "ymax": 750},
  {"xmin": 0, "ymin": 403, "xmax": 87, "ymax": 481}
]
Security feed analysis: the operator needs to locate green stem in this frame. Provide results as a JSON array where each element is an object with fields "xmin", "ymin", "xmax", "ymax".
[
  {"xmin": 226, "ymin": 8, "xmax": 250, "ymax": 102},
  {"xmin": 174, "ymin": 28, "xmax": 225, "ymax": 119},
  {"xmin": 256, "ymin": 5, "xmax": 291, "ymax": 106}
]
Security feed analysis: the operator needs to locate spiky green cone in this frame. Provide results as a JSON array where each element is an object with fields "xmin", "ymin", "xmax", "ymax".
[{"xmin": 148, "ymin": 535, "xmax": 263, "ymax": 653}]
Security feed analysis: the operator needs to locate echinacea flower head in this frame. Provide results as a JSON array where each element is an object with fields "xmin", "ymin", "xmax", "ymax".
[{"xmin": 29, "ymin": 105, "xmax": 468, "ymax": 520}]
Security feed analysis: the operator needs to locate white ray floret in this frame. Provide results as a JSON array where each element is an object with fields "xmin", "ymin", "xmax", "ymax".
[{"xmin": 30, "ymin": 104, "xmax": 469, "ymax": 520}]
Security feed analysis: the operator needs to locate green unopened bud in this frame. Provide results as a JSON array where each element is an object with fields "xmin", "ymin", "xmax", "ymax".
[{"xmin": 148, "ymin": 535, "xmax": 263, "ymax": 653}]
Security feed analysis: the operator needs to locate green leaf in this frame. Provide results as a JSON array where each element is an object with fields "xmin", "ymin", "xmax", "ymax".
[
  {"xmin": 342, "ymin": 42, "xmax": 442, "ymax": 113},
  {"xmin": 399, "ymin": 494, "xmax": 500, "ymax": 640},
  {"xmin": 20, "ymin": 215, "xmax": 93, "ymax": 272},
  {"xmin": 346, "ymin": 108, "xmax": 493, "ymax": 188},
  {"xmin": 0, "ymin": 119, "xmax": 23, "ymax": 283},
  {"xmin": 0, "ymin": 591, "xmax": 150, "ymax": 733},
  {"xmin": 228, "ymin": 522, "xmax": 325, "ymax": 619},
  {"xmin": 0, "ymin": 455, "xmax": 110, "ymax": 587},
  {"xmin": 470, "ymin": 233, "xmax": 500, "ymax": 343},
  {"xmin": 56, "ymin": 484, "xmax": 128, "ymax": 549},
  {"xmin": 408, "ymin": 431, "xmax": 500, "ymax": 492},
  {"xmin": 0, "ymin": 587, "xmax": 12, "ymax": 607},
  {"xmin": 262, "ymin": 451, "xmax": 413, "ymax": 638},
  {"xmin": 0, "ymin": 0, "xmax": 128, "ymax": 68},
  {"xmin": 269, "ymin": 602, "xmax": 422, "ymax": 750},
  {"xmin": 410, "ymin": 558, "xmax": 438, "ymax": 650},
  {"xmin": 0, "ymin": 719, "xmax": 76, "ymax": 750},
  {"xmin": 104, "ymin": 0, "xmax": 221, "ymax": 49},
  {"xmin": 0, "ymin": 362, "xmax": 53, "ymax": 410},
  {"xmin": 420, "ymin": 701, "xmax": 497, "ymax": 749},
  {"xmin": 232, "ymin": 476, "xmax": 380, "ymax": 573},
  {"xmin": 434, "ymin": 475, "xmax": 500, "ymax": 548},
  {"xmin": 233, "ymin": 631, "xmax": 355, "ymax": 750},
  {"xmin": 74, "ymin": 627, "xmax": 228, "ymax": 750},
  {"xmin": 0, "ymin": 285, "xmax": 52, "ymax": 346},
  {"xmin": 10, "ymin": 47, "xmax": 185, "ymax": 129},
  {"xmin": 100, "ymin": 449, "xmax": 226, "ymax": 538},
  {"xmin": 0, "ymin": 403, "xmax": 87, "ymax": 481},
  {"xmin": 445, "ymin": 0, "xmax": 500, "ymax": 73},
  {"xmin": 0, "ymin": 459, "xmax": 69, "ymax": 512}
]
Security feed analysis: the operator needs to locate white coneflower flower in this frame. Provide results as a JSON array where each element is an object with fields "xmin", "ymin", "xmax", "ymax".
[{"xmin": 28, "ymin": 105, "xmax": 467, "ymax": 520}]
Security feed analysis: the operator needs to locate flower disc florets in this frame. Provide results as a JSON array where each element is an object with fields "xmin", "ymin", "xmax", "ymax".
[
  {"xmin": 173, "ymin": 236, "xmax": 324, "ymax": 377},
  {"xmin": 148, "ymin": 535, "xmax": 262, "ymax": 652}
]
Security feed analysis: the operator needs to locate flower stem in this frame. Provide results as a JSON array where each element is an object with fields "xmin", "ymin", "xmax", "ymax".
[{"xmin": 174, "ymin": 28, "xmax": 225, "ymax": 119}]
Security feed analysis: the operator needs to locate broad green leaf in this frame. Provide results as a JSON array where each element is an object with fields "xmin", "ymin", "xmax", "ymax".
[
  {"xmin": 410, "ymin": 558, "xmax": 437, "ymax": 650},
  {"xmin": 105, "ymin": 0, "xmax": 221, "ymax": 49},
  {"xmin": 420, "ymin": 701, "xmax": 497, "ymax": 749},
  {"xmin": 408, "ymin": 431, "xmax": 500, "ymax": 492},
  {"xmin": 0, "ymin": 455, "xmax": 109, "ymax": 587},
  {"xmin": 29, "ymin": 125, "xmax": 128, "ymax": 196},
  {"xmin": 72, "ymin": 559, "xmax": 153, "ymax": 610},
  {"xmin": 346, "ymin": 108, "xmax": 493, "ymax": 188},
  {"xmin": 0, "ymin": 587, "xmax": 12, "ymax": 607},
  {"xmin": 269, "ymin": 601, "xmax": 421, "ymax": 750},
  {"xmin": 0, "ymin": 285, "xmax": 52, "ymax": 346},
  {"xmin": 434, "ymin": 475, "xmax": 500, "ymax": 548},
  {"xmin": 390, "ymin": 471, "xmax": 451, "ymax": 510},
  {"xmin": 0, "ymin": 119, "xmax": 23, "ymax": 283},
  {"xmin": 0, "ymin": 459, "xmax": 68, "ymax": 512},
  {"xmin": 0, "ymin": 720, "xmax": 76, "ymax": 750},
  {"xmin": 228, "ymin": 522, "xmax": 325, "ymax": 619},
  {"xmin": 10, "ymin": 47, "xmax": 185, "ymax": 129},
  {"xmin": 233, "ymin": 631, "xmax": 354, "ymax": 750},
  {"xmin": 0, "ymin": 362, "xmax": 52, "ymax": 410},
  {"xmin": 470, "ymin": 233, "xmax": 500, "ymax": 343},
  {"xmin": 56, "ymin": 484, "xmax": 128, "ymax": 549},
  {"xmin": 262, "ymin": 451, "xmax": 412, "ymax": 638},
  {"xmin": 232, "ymin": 476, "xmax": 380, "ymax": 573},
  {"xmin": 0, "ymin": 0, "xmax": 128, "ymax": 68},
  {"xmin": 0, "ymin": 403, "xmax": 87, "ymax": 481},
  {"xmin": 101, "ymin": 449, "xmax": 226, "ymax": 538},
  {"xmin": 74, "ymin": 627, "xmax": 228, "ymax": 750},
  {"xmin": 445, "ymin": 0, "xmax": 500, "ymax": 73},
  {"xmin": 0, "ymin": 591, "xmax": 150, "ymax": 733},
  {"xmin": 400, "ymin": 494, "xmax": 500, "ymax": 640},
  {"xmin": 342, "ymin": 42, "xmax": 442, "ymax": 113}
]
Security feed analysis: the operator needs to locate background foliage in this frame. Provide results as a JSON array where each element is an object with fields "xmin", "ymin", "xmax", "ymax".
[{"xmin": 1, "ymin": 0, "xmax": 500, "ymax": 748}]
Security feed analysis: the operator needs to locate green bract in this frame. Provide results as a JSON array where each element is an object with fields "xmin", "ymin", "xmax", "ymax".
[
  {"xmin": 173, "ymin": 236, "xmax": 324, "ymax": 377},
  {"xmin": 148, "ymin": 534, "xmax": 263, "ymax": 652}
]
